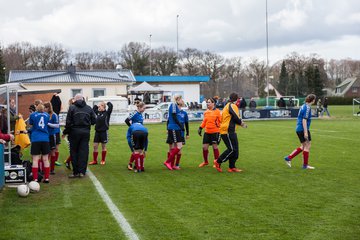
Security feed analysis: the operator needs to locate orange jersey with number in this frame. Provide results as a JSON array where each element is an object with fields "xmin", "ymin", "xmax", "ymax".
[{"xmin": 200, "ymin": 108, "xmax": 221, "ymax": 134}]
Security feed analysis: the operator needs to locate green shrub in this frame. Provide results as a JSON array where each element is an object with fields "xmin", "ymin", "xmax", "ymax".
[{"xmin": 327, "ymin": 97, "xmax": 354, "ymax": 105}]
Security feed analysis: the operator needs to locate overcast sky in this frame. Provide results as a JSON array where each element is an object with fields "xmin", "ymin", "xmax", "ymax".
[{"xmin": 0, "ymin": 0, "xmax": 359, "ymax": 63}]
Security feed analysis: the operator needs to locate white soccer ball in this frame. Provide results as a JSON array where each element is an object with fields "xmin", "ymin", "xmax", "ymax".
[
  {"xmin": 28, "ymin": 181, "xmax": 40, "ymax": 193},
  {"xmin": 17, "ymin": 184, "xmax": 30, "ymax": 197}
]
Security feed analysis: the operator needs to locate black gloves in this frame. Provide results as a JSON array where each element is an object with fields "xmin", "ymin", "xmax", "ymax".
[{"xmin": 198, "ymin": 127, "xmax": 202, "ymax": 136}]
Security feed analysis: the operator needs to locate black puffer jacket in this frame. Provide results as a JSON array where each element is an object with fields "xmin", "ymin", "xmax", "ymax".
[{"xmin": 64, "ymin": 100, "xmax": 96, "ymax": 133}]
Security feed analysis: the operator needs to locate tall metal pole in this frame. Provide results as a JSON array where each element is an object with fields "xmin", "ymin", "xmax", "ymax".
[
  {"xmin": 149, "ymin": 34, "xmax": 152, "ymax": 76},
  {"xmin": 176, "ymin": 14, "xmax": 179, "ymax": 59},
  {"xmin": 266, "ymin": 0, "xmax": 269, "ymax": 106}
]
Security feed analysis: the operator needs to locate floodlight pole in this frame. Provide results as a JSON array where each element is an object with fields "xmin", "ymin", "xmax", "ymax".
[
  {"xmin": 149, "ymin": 34, "xmax": 152, "ymax": 76},
  {"xmin": 266, "ymin": 0, "xmax": 269, "ymax": 107},
  {"xmin": 176, "ymin": 14, "xmax": 179, "ymax": 59}
]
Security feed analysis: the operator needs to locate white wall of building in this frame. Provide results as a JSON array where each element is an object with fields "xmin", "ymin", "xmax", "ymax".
[
  {"xmin": 158, "ymin": 83, "xmax": 200, "ymax": 103},
  {"xmin": 22, "ymin": 83, "xmax": 129, "ymax": 111}
]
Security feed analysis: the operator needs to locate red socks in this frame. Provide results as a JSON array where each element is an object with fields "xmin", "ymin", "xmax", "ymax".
[
  {"xmin": 175, "ymin": 153, "xmax": 182, "ymax": 166},
  {"xmin": 32, "ymin": 167, "xmax": 38, "ymax": 181},
  {"xmin": 101, "ymin": 151, "xmax": 107, "ymax": 162},
  {"xmin": 288, "ymin": 147, "xmax": 302, "ymax": 160},
  {"xmin": 140, "ymin": 154, "xmax": 144, "ymax": 170},
  {"xmin": 203, "ymin": 149, "xmax": 209, "ymax": 163},
  {"xmin": 213, "ymin": 148, "xmax": 220, "ymax": 160},
  {"xmin": 303, "ymin": 151, "xmax": 309, "ymax": 166},
  {"xmin": 44, "ymin": 167, "xmax": 50, "ymax": 180},
  {"xmin": 129, "ymin": 152, "xmax": 135, "ymax": 164},
  {"xmin": 133, "ymin": 153, "xmax": 140, "ymax": 170},
  {"xmin": 55, "ymin": 151, "xmax": 59, "ymax": 162},
  {"xmin": 93, "ymin": 151, "xmax": 98, "ymax": 163},
  {"xmin": 166, "ymin": 148, "xmax": 180, "ymax": 166},
  {"xmin": 50, "ymin": 155, "xmax": 56, "ymax": 172}
]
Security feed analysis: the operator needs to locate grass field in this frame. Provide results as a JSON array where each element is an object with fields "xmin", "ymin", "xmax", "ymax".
[{"xmin": 1, "ymin": 106, "xmax": 359, "ymax": 240}]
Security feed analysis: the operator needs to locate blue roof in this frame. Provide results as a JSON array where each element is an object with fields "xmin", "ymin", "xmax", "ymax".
[{"xmin": 135, "ymin": 75, "xmax": 209, "ymax": 83}]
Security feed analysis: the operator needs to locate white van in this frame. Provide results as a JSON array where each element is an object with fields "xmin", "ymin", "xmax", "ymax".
[
  {"xmin": 87, "ymin": 96, "xmax": 128, "ymax": 112},
  {"xmin": 147, "ymin": 102, "xmax": 189, "ymax": 111}
]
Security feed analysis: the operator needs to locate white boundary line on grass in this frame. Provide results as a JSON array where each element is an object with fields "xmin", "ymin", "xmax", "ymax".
[{"xmin": 87, "ymin": 170, "xmax": 140, "ymax": 240}]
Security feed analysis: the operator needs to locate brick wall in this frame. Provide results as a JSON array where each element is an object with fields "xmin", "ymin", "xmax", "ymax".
[{"xmin": 18, "ymin": 93, "xmax": 57, "ymax": 119}]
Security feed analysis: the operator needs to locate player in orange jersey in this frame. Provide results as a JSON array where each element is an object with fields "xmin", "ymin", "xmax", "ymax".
[{"xmin": 198, "ymin": 98, "xmax": 222, "ymax": 167}]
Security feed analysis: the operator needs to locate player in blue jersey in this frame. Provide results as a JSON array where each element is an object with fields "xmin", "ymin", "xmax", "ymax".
[
  {"xmin": 126, "ymin": 122, "xmax": 148, "ymax": 172},
  {"xmin": 164, "ymin": 95, "xmax": 184, "ymax": 170},
  {"xmin": 29, "ymin": 104, "xmax": 50, "ymax": 183},
  {"xmin": 284, "ymin": 94, "xmax": 316, "ymax": 169},
  {"xmin": 172, "ymin": 99, "xmax": 189, "ymax": 170},
  {"xmin": 125, "ymin": 102, "xmax": 146, "ymax": 126},
  {"xmin": 44, "ymin": 102, "xmax": 60, "ymax": 175},
  {"xmin": 126, "ymin": 102, "xmax": 146, "ymax": 170}
]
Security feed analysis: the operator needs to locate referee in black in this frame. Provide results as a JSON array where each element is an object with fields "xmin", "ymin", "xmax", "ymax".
[{"xmin": 64, "ymin": 94, "xmax": 96, "ymax": 178}]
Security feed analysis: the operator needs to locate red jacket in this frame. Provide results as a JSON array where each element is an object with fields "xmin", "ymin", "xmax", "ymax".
[{"xmin": 0, "ymin": 132, "xmax": 11, "ymax": 141}]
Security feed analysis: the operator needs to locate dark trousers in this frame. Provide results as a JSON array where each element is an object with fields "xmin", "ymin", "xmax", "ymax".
[
  {"xmin": 69, "ymin": 129, "xmax": 90, "ymax": 175},
  {"xmin": 217, "ymin": 133, "xmax": 239, "ymax": 168}
]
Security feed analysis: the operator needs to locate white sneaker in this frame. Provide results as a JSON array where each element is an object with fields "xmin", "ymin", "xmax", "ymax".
[
  {"xmin": 284, "ymin": 157, "xmax": 291, "ymax": 168},
  {"xmin": 285, "ymin": 161, "xmax": 291, "ymax": 168},
  {"xmin": 304, "ymin": 165, "xmax": 315, "ymax": 170}
]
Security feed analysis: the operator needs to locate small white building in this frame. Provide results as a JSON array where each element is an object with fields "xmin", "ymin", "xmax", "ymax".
[
  {"xmin": 135, "ymin": 75, "xmax": 209, "ymax": 104},
  {"xmin": 8, "ymin": 66, "xmax": 135, "ymax": 111},
  {"xmin": 7, "ymin": 66, "xmax": 210, "ymax": 111}
]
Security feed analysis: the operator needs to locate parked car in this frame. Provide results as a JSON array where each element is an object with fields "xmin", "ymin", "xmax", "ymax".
[{"xmin": 147, "ymin": 102, "xmax": 189, "ymax": 111}]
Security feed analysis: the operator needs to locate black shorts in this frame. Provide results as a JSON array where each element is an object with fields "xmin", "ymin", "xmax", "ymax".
[
  {"xmin": 55, "ymin": 132, "xmax": 61, "ymax": 145},
  {"xmin": 31, "ymin": 141, "xmax": 50, "ymax": 155},
  {"xmin": 166, "ymin": 130, "xmax": 184, "ymax": 144},
  {"xmin": 94, "ymin": 131, "xmax": 108, "ymax": 143},
  {"xmin": 49, "ymin": 135, "xmax": 56, "ymax": 150},
  {"xmin": 296, "ymin": 130, "xmax": 311, "ymax": 143},
  {"xmin": 203, "ymin": 132, "xmax": 221, "ymax": 145},
  {"xmin": 131, "ymin": 131, "xmax": 148, "ymax": 150}
]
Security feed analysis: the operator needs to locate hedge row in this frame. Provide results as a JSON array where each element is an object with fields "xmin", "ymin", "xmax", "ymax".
[{"xmin": 327, "ymin": 97, "xmax": 355, "ymax": 105}]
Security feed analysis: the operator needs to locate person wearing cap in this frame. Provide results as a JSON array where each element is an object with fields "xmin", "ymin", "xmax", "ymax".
[
  {"xmin": 213, "ymin": 92, "xmax": 247, "ymax": 173},
  {"xmin": 198, "ymin": 97, "xmax": 221, "ymax": 168}
]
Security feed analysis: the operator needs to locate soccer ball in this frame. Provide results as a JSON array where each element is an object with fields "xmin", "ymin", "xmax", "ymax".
[
  {"xmin": 28, "ymin": 181, "xmax": 40, "ymax": 193},
  {"xmin": 17, "ymin": 184, "xmax": 30, "ymax": 197}
]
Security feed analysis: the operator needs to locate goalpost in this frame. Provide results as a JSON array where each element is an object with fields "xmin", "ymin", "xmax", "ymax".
[{"xmin": 353, "ymin": 98, "xmax": 360, "ymax": 116}]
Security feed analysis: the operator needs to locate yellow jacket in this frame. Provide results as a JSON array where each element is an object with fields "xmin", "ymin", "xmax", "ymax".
[{"xmin": 220, "ymin": 103, "xmax": 243, "ymax": 134}]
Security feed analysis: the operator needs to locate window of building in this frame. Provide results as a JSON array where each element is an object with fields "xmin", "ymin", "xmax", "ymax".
[
  {"xmin": 352, "ymin": 87, "xmax": 358, "ymax": 93},
  {"xmin": 71, "ymin": 89, "xmax": 82, "ymax": 97},
  {"xmin": 93, "ymin": 88, "xmax": 106, "ymax": 97}
]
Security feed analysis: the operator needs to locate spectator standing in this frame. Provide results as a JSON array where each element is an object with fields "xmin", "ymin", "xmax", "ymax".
[
  {"xmin": 321, "ymin": 97, "xmax": 331, "ymax": 117},
  {"xmin": 239, "ymin": 97, "xmax": 247, "ymax": 110},
  {"xmin": 288, "ymin": 97, "xmax": 295, "ymax": 108},
  {"xmin": 249, "ymin": 97, "xmax": 257, "ymax": 110},
  {"xmin": 316, "ymin": 99, "xmax": 323, "ymax": 116},
  {"xmin": 64, "ymin": 94, "xmax": 96, "ymax": 178},
  {"xmin": 277, "ymin": 97, "xmax": 286, "ymax": 108},
  {"xmin": 201, "ymin": 98, "xmax": 207, "ymax": 110}
]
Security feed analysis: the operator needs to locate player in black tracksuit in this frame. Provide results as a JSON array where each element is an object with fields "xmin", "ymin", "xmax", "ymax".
[
  {"xmin": 64, "ymin": 95, "xmax": 96, "ymax": 178},
  {"xmin": 89, "ymin": 101, "xmax": 113, "ymax": 165}
]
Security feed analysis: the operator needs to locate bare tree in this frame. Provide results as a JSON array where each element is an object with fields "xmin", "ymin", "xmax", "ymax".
[
  {"xmin": 180, "ymin": 48, "xmax": 203, "ymax": 75},
  {"xmin": 152, "ymin": 47, "xmax": 177, "ymax": 75},
  {"xmin": 200, "ymin": 51, "xmax": 225, "ymax": 97},
  {"xmin": 75, "ymin": 52, "xmax": 93, "ymax": 70},
  {"xmin": 245, "ymin": 58, "xmax": 266, "ymax": 97},
  {"xmin": 119, "ymin": 42, "xmax": 150, "ymax": 75},
  {"xmin": 221, "ymin": 57, "xmax": 246, "ymax": 97}
]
